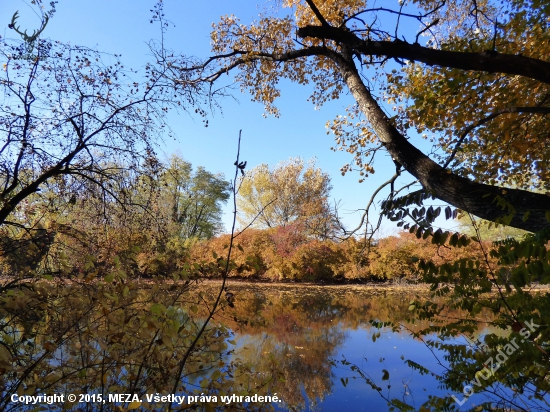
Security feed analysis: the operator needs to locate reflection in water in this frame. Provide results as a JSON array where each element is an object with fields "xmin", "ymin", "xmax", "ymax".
[
  {"xmin": 221, "ymin": 284, "xmax": 457, "ymax": 411},
  {"xmin": 0, "ymin": 281, "xmax": 512, "ymax": 411},
  {"xmin": 0, "ymin": 281, "xmax": 245, "ymax": 411}
]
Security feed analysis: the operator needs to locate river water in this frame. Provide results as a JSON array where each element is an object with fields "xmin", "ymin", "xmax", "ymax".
[
  {"xmin": 2, "ymin": 280, "xmax": 541, "ymax": 411},
  {"xmin": 220, "ymin": 283, "xmax": 463, "ymax": 411}
]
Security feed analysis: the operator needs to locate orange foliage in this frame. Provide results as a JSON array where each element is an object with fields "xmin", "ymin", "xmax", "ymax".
[
  {"xmin": 369, "ymin": 232, "xmax": 486, "ymax": 281},
  {"xmin": 189, "ymin": 228, "xmax": 488, "ymax": 282}
]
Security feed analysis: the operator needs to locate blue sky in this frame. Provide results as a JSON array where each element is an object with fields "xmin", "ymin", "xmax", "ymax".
[{"xmin": 1, "ymin": 0, "xmax": 450, "ymax": 235}]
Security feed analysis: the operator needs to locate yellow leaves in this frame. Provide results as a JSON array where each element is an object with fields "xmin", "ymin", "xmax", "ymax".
[
  {"xmin": 1, "ymin": 333, "xmax": 14, "ymax": 345},
  {"xmin": 212, "ymin": 15, "xmax": 294, "ymax": 55},
  {"xmin": 0, "ymin": 276, "xmax": 240, "ymax": 410},
  {"xmin": 211, "ymin": 11, "xmax": 343, "ymax": 114},
  {"xmin": 389, "ymin": 46, "xmax": 550, "ymax": 188},
  {"xmin": 0, "ymin": 345, "xmax": 13, "ymax": 365},
  {"xmin": 150, "ymin": 303, "xmax": 166, "ymax": 316},
  {"xmin": 237, "ymin": 158, "xmax": 332, "ymax": 231},
  {"xmin": 286, "ymin": 0, "xmax": 367, "ymax": 28},
  {"xmin": 104, "ymin": 292, "xmax": 118, "ymax": 302},
  {"xmin": 211, "ymin": 369, "xmax": 222, "ymax": 380}
]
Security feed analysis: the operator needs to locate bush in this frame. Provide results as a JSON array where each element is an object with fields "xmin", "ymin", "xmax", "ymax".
[{"xmin": 188, "ymin": 228, "xmax": 489, "ymax": 283}]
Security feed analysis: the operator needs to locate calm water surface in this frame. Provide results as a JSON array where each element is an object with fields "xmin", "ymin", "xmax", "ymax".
[
  {"xmin": 221, "ymin": 283, "xmax": 480, "ymax": 411},
  {"xmin": 1, "ymin": 281, "xmax": 518, "ymax": 411}
]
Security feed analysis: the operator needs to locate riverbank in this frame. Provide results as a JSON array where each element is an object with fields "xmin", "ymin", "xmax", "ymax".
[{"xmin": 2, "ymin": 275, "xmax": 550, "ymax": 293}]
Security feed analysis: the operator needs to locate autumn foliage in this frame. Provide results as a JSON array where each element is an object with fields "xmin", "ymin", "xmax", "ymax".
[{"xmin": 189, "ymin": 227, "xmax": 486, "ymax": 282}]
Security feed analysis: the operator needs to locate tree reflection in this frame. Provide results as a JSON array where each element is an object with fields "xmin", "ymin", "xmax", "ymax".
[
  {"xmin": 0, "ymin": 282, "xmax": 507, "ymax": 411},
  {"xmin": 0, "ymin": 280, "xmax": 249, "ymax": 411},
  {"xmin": 216, "ymin": 285, "xmax": 431, "ymax": 411}
]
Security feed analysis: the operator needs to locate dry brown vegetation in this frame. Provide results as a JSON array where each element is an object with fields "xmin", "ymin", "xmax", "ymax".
[{"xmin": 189, "ymin": 228, "xmax": 487, "ymax": 283}]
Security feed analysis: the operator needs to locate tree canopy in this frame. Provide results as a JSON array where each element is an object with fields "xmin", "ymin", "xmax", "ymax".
[
  {"xmin": 171, "ymin": 0, "xmax": 550, "ymax": 233},
  {"xmin": 0, "ymin": 28, "xmax": 217, "ymax": 233},
  {"xmin": 237, "ymin": 157, "xmax": 336, "ymax": 237},
  {"xmin": 160, "ymin": 155, "xmax": 230, "ymax": 240}
]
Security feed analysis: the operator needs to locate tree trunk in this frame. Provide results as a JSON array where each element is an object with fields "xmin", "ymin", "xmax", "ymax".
[{"xmin": 331, "ymin": 48, "xmax": 550, "ymax": 233}]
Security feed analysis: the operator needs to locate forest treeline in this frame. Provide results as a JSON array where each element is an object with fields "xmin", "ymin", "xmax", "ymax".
[
  {"xmin": 0, "ymin": 208, "xmax": 495, "ymax": 285},
  {"xmin": 0, "ymin": 153, "xmax": 513, "ymax": 284},
  {"xmin": 0, "ymin": 154, "xmax": 231, "ymax": 281}
]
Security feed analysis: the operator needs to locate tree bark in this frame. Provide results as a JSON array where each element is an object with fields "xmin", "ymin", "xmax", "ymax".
[
  {"xmin": 207, "ymin": 41, "xmax": 550, "ymax": 231},
  {"xmin": 202, "ymin": 18, "xmax": 550, "ymax": 231}
]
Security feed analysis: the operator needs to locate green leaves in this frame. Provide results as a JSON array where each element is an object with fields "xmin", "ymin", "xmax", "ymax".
[
  {"xmin": 150, "ymin": 303, "xmax": 166, "ymax": 316},
  {"xmin": 381, "ymin": 190, "xmax": 475, "ymax": 249}
]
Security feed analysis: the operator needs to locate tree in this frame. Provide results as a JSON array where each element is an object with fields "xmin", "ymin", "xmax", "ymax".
[
  {"xmin": 457, "ymin": 214, "xmax": 528, "ymax": 242},
  {"xmin": 160, "ymin": 155, "xmax": 231, "ymax": 241},
  {"xmin": 237, "ymin": 157, "xmax": 337, "ymax": 238},
  {"xmin": 167, "ymin": 0, "xmax": 550, "ymax": 233},
  {"xmin": 0, "ymin": 11, "xmax": 226, "ymax": 278},
  {"xmin": 165, "ymin": 3, "xmax": 550, "ymax": 408},
  {"xmin": 0, "ymin": 30, "xmax": 211, "ymax": 233},
  {"xmin": 28, "ymin": 155, "xmax": 230, "ymax": 278}
]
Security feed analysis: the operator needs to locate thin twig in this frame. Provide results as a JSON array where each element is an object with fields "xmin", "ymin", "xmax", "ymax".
[{"xmin": 169, "ymin": 130, "xmax": 244, "ymax": 403}]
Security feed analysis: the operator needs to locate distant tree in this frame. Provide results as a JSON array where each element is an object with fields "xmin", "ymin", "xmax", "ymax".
[
  {"xmin": 29, "ymin": 155, "xmax": 230, "ymax": 277},
  {"xmin": 237, "ymin": 157, "xmax": 338, "ymax": 238},
  {"xmin": 159, "ymin": 155, "xmax": 231, "ymax": 240}
]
